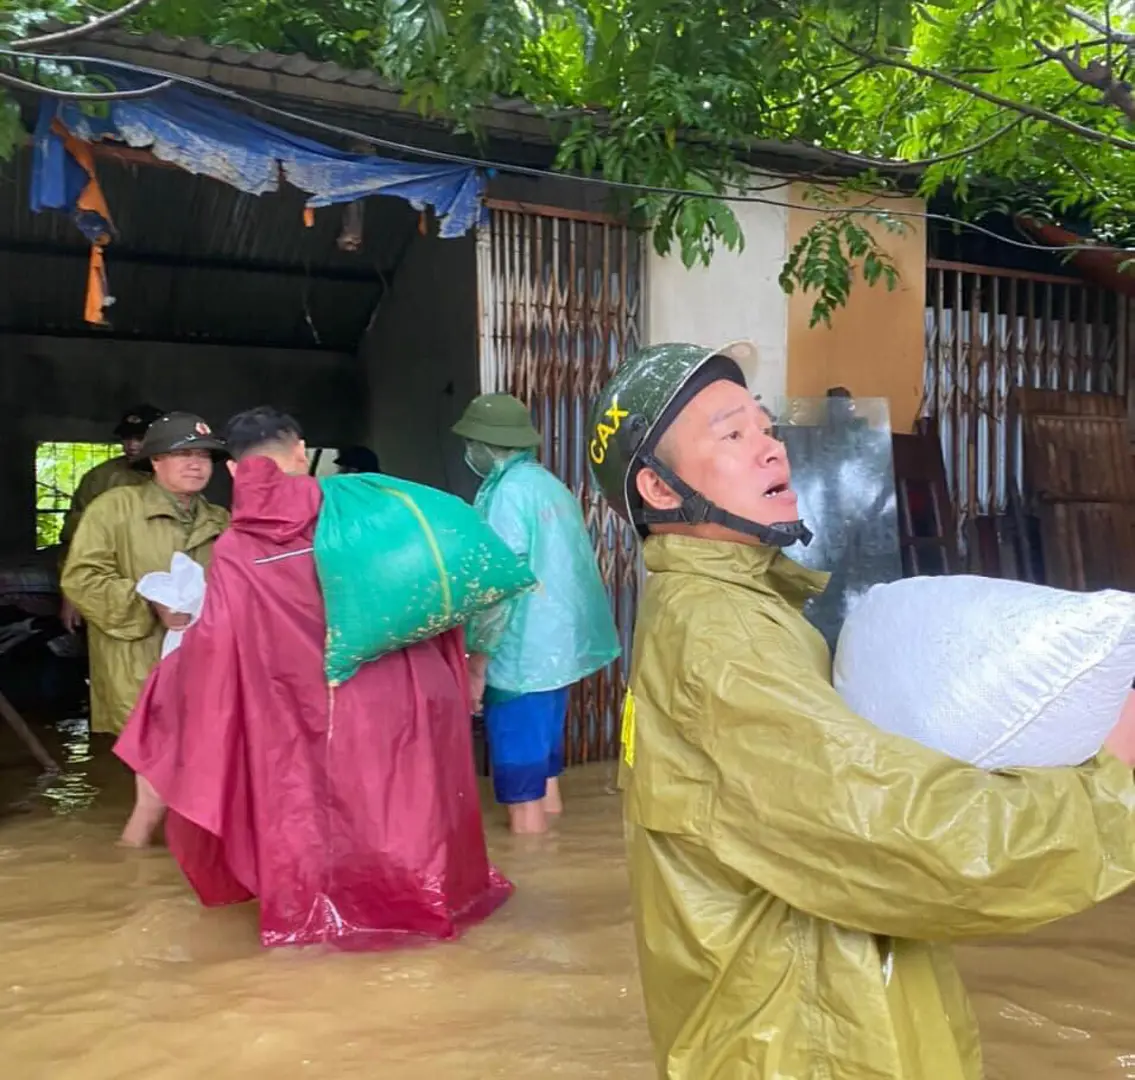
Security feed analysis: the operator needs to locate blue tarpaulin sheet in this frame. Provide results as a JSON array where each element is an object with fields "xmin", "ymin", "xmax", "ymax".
[{"xmin": 31, "ymin": 83, "xmax": 485, "ymax": 237}]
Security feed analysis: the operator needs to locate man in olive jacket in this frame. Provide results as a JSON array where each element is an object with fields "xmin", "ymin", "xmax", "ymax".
[
  {"xmin": 58, "ymin": 404, "xmax": 163, "ymax": 630},
  {"xmin": 588, "ymin": 341, "xmax": 1135, "ymax": 1080},
  {"xmin": 62, "ymin": 412, "xmax": 229, "ymax": 736}
]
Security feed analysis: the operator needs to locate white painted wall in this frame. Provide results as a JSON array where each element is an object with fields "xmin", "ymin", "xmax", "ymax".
[{"xmin": 644, "ymin": 182, "xmax": 789, "ymax": 404}]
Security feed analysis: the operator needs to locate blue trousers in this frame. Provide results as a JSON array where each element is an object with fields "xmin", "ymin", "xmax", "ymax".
[{"xmin": 483, "ymin": 686, "xmax": 570, "ymax": 805}]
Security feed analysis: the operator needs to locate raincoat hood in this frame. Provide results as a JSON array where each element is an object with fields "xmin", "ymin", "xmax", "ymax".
[{"xmin": 231, "ymin": 457, "xmax": 321, "ymax": 546}]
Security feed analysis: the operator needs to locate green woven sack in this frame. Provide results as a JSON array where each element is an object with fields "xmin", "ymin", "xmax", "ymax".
[{"xmin": 314, "ymin": 473, "xmax": 536, "ymax": 685}]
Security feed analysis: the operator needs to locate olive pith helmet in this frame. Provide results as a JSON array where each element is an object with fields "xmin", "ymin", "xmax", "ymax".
[
  {"xmin": 452, "ymin": 393, "xmax": 541, "ymax": 449},
  {"xmin": 137, "ymin": 412, "xmax": 227, "ymax": 461},
  {"xmin": 587, "ymin": 341, "xmax": 759, "ymax": 522}
]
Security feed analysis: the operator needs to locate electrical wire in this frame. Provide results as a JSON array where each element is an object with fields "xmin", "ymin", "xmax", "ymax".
[
  {"xmin": 3, "ymin": 45, "xmax": 1135, "ymax": 257},
  {"xmin": 0, "ymin": 67, "xmax": 171, "ymax": 98}
]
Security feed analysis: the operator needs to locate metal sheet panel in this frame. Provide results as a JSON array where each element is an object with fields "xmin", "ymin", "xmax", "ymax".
[{"xmin": 778, "ymin": 397, "xmax": 903, "ymax": 651}]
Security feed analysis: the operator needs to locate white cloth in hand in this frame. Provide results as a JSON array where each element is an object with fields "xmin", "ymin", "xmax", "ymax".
[{"xmin": 136, "ymin": 552, "xmax": 207, "ymax": 658}]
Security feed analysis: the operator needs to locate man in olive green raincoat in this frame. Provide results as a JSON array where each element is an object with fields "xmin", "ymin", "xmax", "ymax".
[
  {"xmin": 58, "ymin": 404, "xmax": 164, "ymax": 630},
  {"xmin": 588, "ymin": 341, "xmax": 1135, "ymax": 1080},
  {"xmin": 62, "ymin": 412, "xmax": 229, "ymax": 736}
]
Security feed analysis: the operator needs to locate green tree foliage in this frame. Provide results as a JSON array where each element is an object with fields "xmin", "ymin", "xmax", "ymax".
[
  {"xmin": 4, "ymin": 0, "xmax": 1134, "ymax": 323},
  {"xmin": 34, "ymin": 441, "xmax": 118, "ymax": 548},
  {"xmin": 0, "ymin": 0, "xmax": 156, "ymax": 153}
]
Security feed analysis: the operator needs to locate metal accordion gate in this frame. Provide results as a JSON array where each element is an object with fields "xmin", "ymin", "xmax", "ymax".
[
  {"xmin": 923, "ymin": 258, "xmax": 1129, "ymax": 541},
  {"xmin": 476, "ymin": 199, "xmax": 644, "ymax": 766}
]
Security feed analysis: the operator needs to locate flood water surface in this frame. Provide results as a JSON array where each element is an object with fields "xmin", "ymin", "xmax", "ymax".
[{"xmin": 1, "ymin": 721, "xmax": 1133, "ymax": 1079}]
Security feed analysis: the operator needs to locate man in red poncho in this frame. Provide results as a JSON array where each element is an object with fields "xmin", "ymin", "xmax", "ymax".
[{"xmin": 115, "ymin": 406, "xmax": 513, "ymax": 949}]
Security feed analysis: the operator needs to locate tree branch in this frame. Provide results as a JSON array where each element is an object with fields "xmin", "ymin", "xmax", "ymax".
[
  {"xmin": 1034, "ymin": 38, "xmax": 1135, "ymax": 122},
  {"xmin": 10, "ymin": 0, "xmax": 155, "ymax": 50},
  {"xmin": 760, "ymin": 61, "xmax": 876, "ymax": 115},
  {"xmin": 952, "ymin": 37, "xmax": 1109, "ymax": 75},
  {"xmin": 1064, "ymin": 5, "xmax": 1135, "ymax": 46},
  {"xmin": 826, "ymin": 31, "xmax": 1135, "ymax": 152},
  {"xmin": 807, "ymin": 113, "xmax": 1029, "ymax": 170}
]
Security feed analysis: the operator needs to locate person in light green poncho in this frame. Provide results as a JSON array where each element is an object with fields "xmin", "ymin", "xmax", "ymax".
[{"xmin": 454, "ymin": 394, "xmax": 621, "ymax": 835}]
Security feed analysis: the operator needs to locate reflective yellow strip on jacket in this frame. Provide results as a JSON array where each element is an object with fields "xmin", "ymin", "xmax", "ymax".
[{"xmin": 621, "ymin": 688, "xmax": 636, "ymax": 768}]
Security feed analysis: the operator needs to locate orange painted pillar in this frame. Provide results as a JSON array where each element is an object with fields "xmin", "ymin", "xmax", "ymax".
[{"xmin": 785, "ymin": 184, "xmax": 927, "ymax": 433}]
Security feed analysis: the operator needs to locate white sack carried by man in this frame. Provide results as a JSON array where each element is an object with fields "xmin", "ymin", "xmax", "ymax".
[
  {"xmin": 834, "ymin": 575, "xmax": 1135, "ymax": 769},
  {"xmin": 136, "ymin": 552, "xmax": 207, "ymax": 659}
]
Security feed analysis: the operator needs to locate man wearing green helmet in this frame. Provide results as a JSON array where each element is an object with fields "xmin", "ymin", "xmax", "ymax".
[
  {"xmin": 589, "ymin": 342, "xmax": 1135, "ymax": 1080},
  {"xmin": 453, "ymin": 393, "xmax": 620, "ymax": 834}
]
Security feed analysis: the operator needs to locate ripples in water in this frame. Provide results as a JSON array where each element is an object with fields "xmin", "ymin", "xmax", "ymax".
[{"xmin": 1, "ymin": 723, "xmax": 1132, "ymax": 1079}]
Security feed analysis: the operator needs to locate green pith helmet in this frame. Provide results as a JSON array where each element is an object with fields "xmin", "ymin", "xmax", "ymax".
[
  {"xmin": 137, "ymin": 411, "xmax": 228, "ymax": 462},
  {"xmin": 587, "ymin": 341, "xmax": 812, "ymax": 548},
  {"xmin": 452, "ymin": 393, "xmax": 541, "ymax": 449}
]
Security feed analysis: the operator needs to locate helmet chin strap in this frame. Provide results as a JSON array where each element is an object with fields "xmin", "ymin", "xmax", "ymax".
[{"xmin": 633, "ymin": 453, "xmax": 813, "ymax": 549}]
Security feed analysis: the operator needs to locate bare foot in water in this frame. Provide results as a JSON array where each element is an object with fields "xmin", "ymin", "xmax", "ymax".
[
  {"xmin": 543, "ymin": 777, "xmax": 563, "ymax": 815},
  {"xmin": 508, "ymin": 800, "xmax": 548, "ymax": 834},
  {"xmin": 117, "ymin": 828, "xmax": 157, "ymax": 849},
  {"xmin": 119, "ymin": 774, "xmax": 166, "ymax": 847},
  {"xmin": 119, "ymin": 809, "xmax": 165, "ymax": 847}
]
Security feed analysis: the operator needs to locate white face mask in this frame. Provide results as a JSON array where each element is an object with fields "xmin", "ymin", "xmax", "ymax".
[{"xmin": 464, "ymin": 442, "xmax": 498, "ymax": 478}]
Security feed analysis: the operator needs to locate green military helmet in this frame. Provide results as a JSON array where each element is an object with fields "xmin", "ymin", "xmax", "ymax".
[
  {"xmin": 452, "ymin": 393, "xmax": 541, "ymax": 449},
  {"xmin": 587, "ymin": 341, "xmax": 759, "ymax": 523},
  {"xmin": 587, "ymin": 341, "xmax": 811, "ymax": 548}
]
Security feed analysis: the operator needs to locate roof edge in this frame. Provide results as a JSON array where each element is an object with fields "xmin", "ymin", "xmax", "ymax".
[{"xmin": 23, "ymin": 23, "xmax": 919, "ymax": 182}]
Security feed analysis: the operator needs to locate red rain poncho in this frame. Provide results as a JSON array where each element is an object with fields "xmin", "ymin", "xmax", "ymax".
[{"xmin": 115, "ymin": 456, "xmax": 513, "ymax": 948}]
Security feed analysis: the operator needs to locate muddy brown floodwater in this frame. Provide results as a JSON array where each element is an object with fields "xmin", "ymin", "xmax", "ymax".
[{"xmin": 2, "ymin": 720, "xmax": 1134, "ymax": 1080}]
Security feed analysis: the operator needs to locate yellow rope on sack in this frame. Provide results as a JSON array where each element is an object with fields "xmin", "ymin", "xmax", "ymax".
[{"xmin": 384, "ymin": 487, "xmax": 453, "ymax": 622}]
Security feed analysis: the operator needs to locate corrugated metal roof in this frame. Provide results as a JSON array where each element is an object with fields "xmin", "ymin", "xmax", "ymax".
[
  {"xmin": 2, "ymin": 147, "xmax": 416, "ymax": 267},
  {"xmin": 27, "ymin": 23, "xmax": 853, "ymax": 172},
  {"xmin": 0, "ymin": 246, "xmax": 383, "ymax": 347},
  {"xmin": 2, "ymin": 28, "xmax": 504, "ymax": 352},
  {"xmin": 0, "ymin": 27, "xmax": 533, "ymax": 352},
  {"xmin": 0, "ymin": 147, "xmax": 421, "ymax": 349}
]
